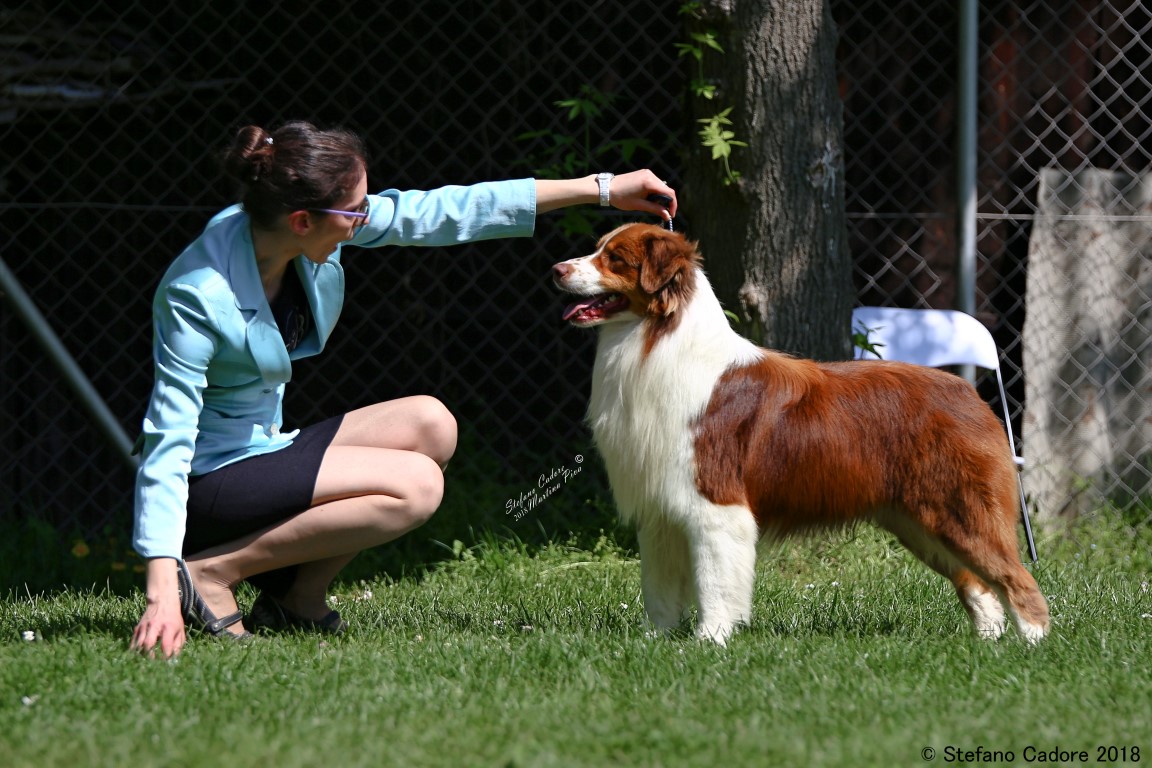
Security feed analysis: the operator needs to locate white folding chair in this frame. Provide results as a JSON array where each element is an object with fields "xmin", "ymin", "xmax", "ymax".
[{"xmin": 852, "ymin": 306, "xmax": 1038, "ymax": 562}]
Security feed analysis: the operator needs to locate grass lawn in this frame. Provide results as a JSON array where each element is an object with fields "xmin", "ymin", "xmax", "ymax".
[{"xmin": 2, "ymin": 519, "xmax": 1150, "ymax": 768}]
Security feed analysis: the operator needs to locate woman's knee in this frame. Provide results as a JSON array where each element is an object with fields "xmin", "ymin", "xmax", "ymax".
[
  {"xmin": 410, "ymin": 395, "xmax": 457, "ymax": 466},
  {"xmin": 397, "ymin": 453, "xmax": 445, "ymax": 528}
]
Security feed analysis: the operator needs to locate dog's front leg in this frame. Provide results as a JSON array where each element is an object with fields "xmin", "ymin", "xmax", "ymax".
[
  {"xmin": 636, "ymin": 518, "xmax": 692, "ymax": 633},
  {"xmin": 687, "ymin": 505, "xmax": 760, "ymax": 646}
]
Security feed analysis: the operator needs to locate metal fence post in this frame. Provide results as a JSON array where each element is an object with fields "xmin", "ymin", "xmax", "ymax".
[
  {"xmin": 956, "ymin": 0, "xmax": 979, "ymax": 382},
  {"xmin": 0, "ymin": 255, "xmax": 139, "ymax": 474}
]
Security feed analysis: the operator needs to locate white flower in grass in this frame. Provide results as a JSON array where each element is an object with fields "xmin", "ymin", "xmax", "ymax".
[
  {"xmin": 619, "ymin": 602, "xmax": 629, "ymax": 610},
  {"xmin": 493, "ymin": 619, "xmax": 505, "ymax": 628},
  {"xmin": 21, "ymin": 631, "xmax": 35, "ymax": 642},
  {"xmin": 21, "ymin": 695, "xmax": 39, "ymax": 706},
  {"xmin": 360, "ymin": 589, "xmax": 373, "ymax": 601}
]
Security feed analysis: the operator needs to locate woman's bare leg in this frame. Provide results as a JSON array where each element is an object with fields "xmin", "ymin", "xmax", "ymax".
[{"xmin": 185, "ymin": 396, "xmax": 456, "ymax": 633}]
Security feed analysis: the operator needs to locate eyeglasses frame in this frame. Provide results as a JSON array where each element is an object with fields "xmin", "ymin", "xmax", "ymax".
[{"xmin": 308, "ymin": 199, "xmax": 370, "ymax": 232}]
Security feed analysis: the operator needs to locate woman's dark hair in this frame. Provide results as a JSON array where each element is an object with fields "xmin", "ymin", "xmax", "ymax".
[{"xmin": 221, "ymin": 121, "xmax": 367, "ymax": 229}]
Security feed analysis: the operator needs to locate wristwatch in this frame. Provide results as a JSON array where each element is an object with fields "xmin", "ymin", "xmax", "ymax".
[{"xmin": 596, "ymin": 172, "xmax": 614, "ymax": 207}]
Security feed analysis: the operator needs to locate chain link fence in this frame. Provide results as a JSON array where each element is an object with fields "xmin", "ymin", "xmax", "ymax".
[
  {"xmin": 2, "ymin": 0, "xmax": 1149, "ymax": 545},
  {"xmin": 840, "ymin": 0, "xmax": 1150, "ymax": 523}
]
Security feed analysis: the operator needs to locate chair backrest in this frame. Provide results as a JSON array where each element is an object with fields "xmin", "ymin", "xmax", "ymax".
[{"xmin": 851, "ymin": 306, "xmax": 1001, "ymax": 371}]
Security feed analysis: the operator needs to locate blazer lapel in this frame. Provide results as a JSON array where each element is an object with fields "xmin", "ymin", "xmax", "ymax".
[
  {"xmin": 295, "ymin": 257, "xmax": 345, "ymax": 354},
  {"xmin": 228, "ymin": 226, "xmax": 292, "ymax": 385}
]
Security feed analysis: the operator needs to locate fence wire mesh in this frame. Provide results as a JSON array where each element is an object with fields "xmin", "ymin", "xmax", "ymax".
[{"xmin": 1, "ymin": 0, "xmax": 1149, "ymax": 541}]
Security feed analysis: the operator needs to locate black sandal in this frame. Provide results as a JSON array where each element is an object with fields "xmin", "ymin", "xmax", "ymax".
[
  {"xmin": 249, "ymin": 592, "xmax": 347, "ymax": 635},
  {"xmin": 176, "ymin": 560, "xmax": 254, "ymax": 640}
]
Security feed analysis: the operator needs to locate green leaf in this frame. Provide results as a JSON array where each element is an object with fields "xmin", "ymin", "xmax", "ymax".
[
  {"xmin": 690, "ymin": 31, "xmax": 725, "ymax": 54},
  {"xmin": 692, "ymin": 82, "xmax": 717, "ymax": 100},
  {"xmin": 674, "ymin": 42, "xmax": 704, "ymax": 62}
]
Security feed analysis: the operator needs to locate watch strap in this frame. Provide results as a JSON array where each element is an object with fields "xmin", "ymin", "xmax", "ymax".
[{"xmin": 596, "ymin": 172, "xmax": 614, "ymax": 207}]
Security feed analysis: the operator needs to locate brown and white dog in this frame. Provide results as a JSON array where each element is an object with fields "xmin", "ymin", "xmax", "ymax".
[{"xmin": 552, "ymin": 223, "xmax": 1049, "ymax": 646}]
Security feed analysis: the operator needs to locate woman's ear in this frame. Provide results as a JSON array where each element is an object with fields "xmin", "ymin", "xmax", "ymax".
[{"xmin": 286, "ymin": 210, "xmax": 313, "ymax": 237}]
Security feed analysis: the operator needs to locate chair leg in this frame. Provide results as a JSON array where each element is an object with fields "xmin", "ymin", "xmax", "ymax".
[
  {"xmin": 996, "ymin": 367, "xmax": 1038, "ymax": 563},
  {"xmin": 1017, "ymin": 472, "xmax": 1039, "ymax": 564}
]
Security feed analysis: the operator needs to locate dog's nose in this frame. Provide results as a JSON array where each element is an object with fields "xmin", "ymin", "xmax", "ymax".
[{"xmin": 552, "ymin": 263, "xmax": 572, "ymax": 281}]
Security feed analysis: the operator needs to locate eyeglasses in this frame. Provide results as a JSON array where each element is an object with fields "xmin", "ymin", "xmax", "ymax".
[{"xmin": 309, "ymin": 198, "xmax": 370, "ymax": 232}]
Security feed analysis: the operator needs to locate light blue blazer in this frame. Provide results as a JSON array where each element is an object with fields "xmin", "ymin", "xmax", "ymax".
[{"xmin": 133, "ymin": 179, "xmax": 537, "ymax": 559}]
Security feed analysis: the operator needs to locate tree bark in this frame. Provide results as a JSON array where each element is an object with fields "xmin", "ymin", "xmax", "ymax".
[{"xmin": 683, "ymin": 0, "xmax": 852, "ymax": 360}]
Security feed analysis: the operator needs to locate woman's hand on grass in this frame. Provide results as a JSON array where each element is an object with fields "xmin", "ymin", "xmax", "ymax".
[{"xmin": 130, "ymin": 558, "xmax": 186, "ymax": 658}]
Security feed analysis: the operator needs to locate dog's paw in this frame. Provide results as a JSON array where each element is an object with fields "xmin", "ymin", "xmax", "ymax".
[
  {"xmin": 694, "ymin": 622, "xmax": 735, "ymax": 647},
  {"xmin": 1017, "ymin": 619, "xmax": 1049, "ymax": 645}
]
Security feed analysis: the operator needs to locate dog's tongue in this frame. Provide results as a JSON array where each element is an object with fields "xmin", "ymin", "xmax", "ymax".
[{"xmin": 562, "ymin": 297, "xmax": 602, "ymax": 322}]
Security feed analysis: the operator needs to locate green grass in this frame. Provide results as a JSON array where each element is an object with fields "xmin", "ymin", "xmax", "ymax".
[{"xmin": 2, "ymin": 519, "xmax": 1150, "ymax": 768}]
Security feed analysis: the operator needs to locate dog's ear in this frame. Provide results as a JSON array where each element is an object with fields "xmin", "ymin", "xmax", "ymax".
[
  {"xmin": 638, "ymin": 229, "xmax": 699, "ymax": 318},
  {"xmin": 638, "ymin": 230, "xmax": 692, "ymax": 295}
]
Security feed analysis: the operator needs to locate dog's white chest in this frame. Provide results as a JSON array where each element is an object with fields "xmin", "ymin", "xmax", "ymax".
[{"xmin": 586, "ymin": 286, "xmax": 761, "ymax": 523}]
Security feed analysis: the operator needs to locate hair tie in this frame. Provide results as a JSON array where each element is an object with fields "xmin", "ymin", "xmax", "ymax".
[{"xmin": 264, "ymin": 136, "xmax": 274, "ymax": 146}]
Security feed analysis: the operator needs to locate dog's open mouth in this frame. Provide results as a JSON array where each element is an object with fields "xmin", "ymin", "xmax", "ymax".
[{"xmin": 562, "ymin": 293, "xmax": 629, "ymax": 325}]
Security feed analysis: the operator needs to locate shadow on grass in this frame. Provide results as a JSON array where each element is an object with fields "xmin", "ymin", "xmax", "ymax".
[{"xmin": 2, "ymin": 455, "xmax": 623, "ymax": 598}]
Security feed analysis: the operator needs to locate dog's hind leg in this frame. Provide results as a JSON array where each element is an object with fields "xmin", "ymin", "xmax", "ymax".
[
  {"xmin": 933, "ymin": 484, "xmax": 1049, "ymax": 643},
  {"xmin": 636, "ymin": 518, "xmax": 693, "ymax": 633},
  {"xmin": 876, "ymin": 511, "xmax": 1006, "ymax": 639},
  {"xmin": 945, "ymin": 531, "xmax": 1049, "ymax": 644},
  {"xmin": 685, "ymin": 504, "xmax": 760, "ymax": 646},
  {"xmin": 879, "ymin": 505, "xmax": 1049, "ymax": 643}
]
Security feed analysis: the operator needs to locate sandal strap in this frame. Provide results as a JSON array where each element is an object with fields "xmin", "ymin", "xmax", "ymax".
[
  {"xmin": 204, "ymin": 610, "xmax": 246, "ymax": 635},
  {"xmin": 176, "ymin": 559, "xmax": 246, "ymax": 637}
]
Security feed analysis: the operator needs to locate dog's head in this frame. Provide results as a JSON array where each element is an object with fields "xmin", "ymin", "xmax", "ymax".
[{"xmin": 551, "ymin": 223, "xmax": 701, "ymax": 328}]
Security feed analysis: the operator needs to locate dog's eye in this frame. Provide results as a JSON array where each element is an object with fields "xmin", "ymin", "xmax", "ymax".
[{"xmin": 606, "ymin": 252, "xmax": 625, "ymax": 265}]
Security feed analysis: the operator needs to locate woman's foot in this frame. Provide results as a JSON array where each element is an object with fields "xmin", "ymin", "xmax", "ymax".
[
  {"xmin": 249, "ymin": 592, "xmax": 347, "ymax": 635},
  {"xmin": 182, "ymin": 559, "xmax": 251, "ymax": 638}
]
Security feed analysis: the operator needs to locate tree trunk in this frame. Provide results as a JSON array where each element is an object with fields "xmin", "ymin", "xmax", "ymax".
[{"xmin": 683, "ymin": 0, "xmax": 852, "ymax": 360}]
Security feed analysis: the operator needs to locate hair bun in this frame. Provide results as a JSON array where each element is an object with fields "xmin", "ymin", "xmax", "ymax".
[{"xmin": 223, "ymin": 125, "xmax": 275, "ymax": 184}]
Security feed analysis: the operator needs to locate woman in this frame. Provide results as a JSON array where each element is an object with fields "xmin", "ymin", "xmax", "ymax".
[{"xmin": 129, "ymin": 120, "xmax": 676, "ymax": 658}]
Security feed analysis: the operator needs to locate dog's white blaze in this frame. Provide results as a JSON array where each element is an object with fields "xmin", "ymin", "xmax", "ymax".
[{"xmin": 556, "ymin": 252, "xmax": 607, "ymax": 296}]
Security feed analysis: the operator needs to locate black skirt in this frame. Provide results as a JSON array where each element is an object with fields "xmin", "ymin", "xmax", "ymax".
[{"xmin": 183, "ymin": 414, "xmax": 344, "ymax": 556}]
